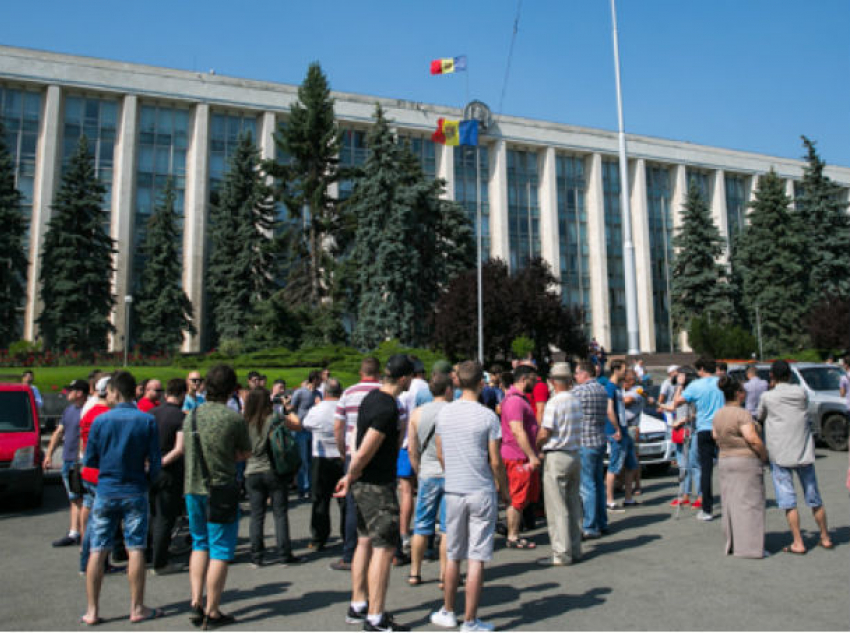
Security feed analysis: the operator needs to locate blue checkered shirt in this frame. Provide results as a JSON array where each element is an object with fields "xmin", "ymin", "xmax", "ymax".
[{"xmin": 573, "ymin": 380, "xmax": 608, "ymax": 448}]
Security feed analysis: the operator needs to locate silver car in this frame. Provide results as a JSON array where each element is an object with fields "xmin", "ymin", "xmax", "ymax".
[{"xmin": 728, "ymin": 362, "xmax": 849, "ymax": 451}]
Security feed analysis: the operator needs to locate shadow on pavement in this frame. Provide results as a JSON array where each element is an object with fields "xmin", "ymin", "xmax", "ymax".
[
  {"xmin": 608, "ymin": 511, "xmax": 669, "ymax": 531},
  {"xmin": 230, "ymin": 586, "xmax": 349, "ymax": 624},
  {"xmin": 581, "ymin": 533, "xmax": 662, "ymax": 561},
  {"xmin": 486, "ymin": 584, "xmax": 612, "ymax": 628},
  {"xmin": 765, "ymin": 524, "xmax": 849, "ymax": 553}
]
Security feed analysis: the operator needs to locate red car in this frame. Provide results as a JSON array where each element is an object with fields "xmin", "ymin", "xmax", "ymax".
[{"xmin": 0, "ymin": 384, "xmax": 43, "ymax": 507}]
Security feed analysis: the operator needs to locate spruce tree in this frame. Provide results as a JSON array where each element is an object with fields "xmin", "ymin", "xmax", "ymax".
[
  {"xmin": 349, "ymin": 105, "xmax": 412, "ymax": 349},
  {"xmin": 0, "ymin": 120, "xmax": 28, "ymax": 348},
  {"xmin": 268, "ymin": 62, "xmax": 344, "ymax": 306},
  {"xmin": 208, "ymin": 132, "xmax": 276, "ymax": 344},
  {"xmin": 796, "ymin": 136, "xmax": 850, "ymax": 298},
  {"xmin": 734, "ymin": 170, "xmax": 809, "ymax": 355},
  {"xmin": 670, "ymin": 181, "xmax": 730, "ymax": 332},
  {"xmin": 348, "ymin": 105, "xmax": 475, "ymax": 349},
  {"xmin": 38, "ymin": 136, "xmax": 115, "ymax": 353},
  {"xmin": 133, "ymin": 179, "xmax": 195, "ymax": 353}
]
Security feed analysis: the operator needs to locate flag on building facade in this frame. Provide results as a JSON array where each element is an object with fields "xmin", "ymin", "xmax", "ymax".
[
  {"xmin": 431, "ymin": 118, "xmax": 478, "ymax": 146},
  {"xmin": 430, "ymin": 55, "xmax": 467, "ymax": 75}
]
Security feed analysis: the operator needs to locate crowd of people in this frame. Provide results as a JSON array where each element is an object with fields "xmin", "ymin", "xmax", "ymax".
[{"xmin": 39, "ymin": 351, "xmax": 847, "ymax": 631}]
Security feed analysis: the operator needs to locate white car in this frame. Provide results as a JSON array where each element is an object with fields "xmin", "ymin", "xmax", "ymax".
[{"xmin": 635, "ymin": 411, "xmax": 676, "ymax": 473}]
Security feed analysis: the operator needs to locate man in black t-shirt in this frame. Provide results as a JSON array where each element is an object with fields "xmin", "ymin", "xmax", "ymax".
[
  {"xmin": 335, "ymin": 354, "xmax": 413, "ymax": 632},
  {"xmin": 148, "ymin": 378, "xmax": 187, "ymax": 574}
]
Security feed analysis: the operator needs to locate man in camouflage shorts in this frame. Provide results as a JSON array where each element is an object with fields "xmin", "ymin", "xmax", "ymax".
[{"xmin": 335, "ymin": 355, "xmax": 414, "ymax": 632}]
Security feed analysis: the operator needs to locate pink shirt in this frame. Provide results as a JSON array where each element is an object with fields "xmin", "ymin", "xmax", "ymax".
[{"xmin": 500, "ymin": 386, "xmax": 538, "ymax": 462}]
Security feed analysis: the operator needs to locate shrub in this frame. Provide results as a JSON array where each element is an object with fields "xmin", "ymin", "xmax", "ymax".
[{"xmin": 688, "ymin": 317, "xmax": 757, "ymax": 359}]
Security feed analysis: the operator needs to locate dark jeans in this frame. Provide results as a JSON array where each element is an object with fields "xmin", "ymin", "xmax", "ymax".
[
  {"xmin": 698, "ymin": 430, "xmax": 717, "ymax": 514},
  {"xmin": 343, "ymin": 456, "xmax": 359, "ymax": 563},
  {"xmin": 310, "ymin": 457, "xmax": 345, "ymax": 546},
  {"xmin": 296, "ymin": 431, "xmax": 313, "ymax": 495},
  {"xmin": 246, "ymin": 470, "xmax": 291, "ymax": 561},
  {"xmin": 149, "ymin": 470, "xmax": 183, "ymax": 569}
]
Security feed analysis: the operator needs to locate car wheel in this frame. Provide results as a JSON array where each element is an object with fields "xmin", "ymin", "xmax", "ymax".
[{"xmin": 821, "ymin": 414, "xmax": 848, "ymax": 451}]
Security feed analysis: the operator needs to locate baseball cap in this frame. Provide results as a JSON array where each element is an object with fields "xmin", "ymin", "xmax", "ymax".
[
  {"xmin": 667, "ymin": 365, "xmax": 679, "ymax": 375},
  {"xmin": 432, "ymin": 360, "xmax": 453, "ymax": 375},
  {"xmin": 386, "ymin": 354, "xmax": 415, "ymax": 379},
  {"xmin": 95, "ymin": 376, "xmax": 111, "ymax": 397},
  {"xmin": 66, "ymin": 379, "xmax": 89, "ymax": 393},
  {"xmin": 550, "ymin": 362, "xmax": 572, "ymax": 379}
]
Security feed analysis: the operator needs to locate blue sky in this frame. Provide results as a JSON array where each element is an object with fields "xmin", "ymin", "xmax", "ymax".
[{"xmin": 5, "ymin": 0, "xmax": 849, "ymax": 166}]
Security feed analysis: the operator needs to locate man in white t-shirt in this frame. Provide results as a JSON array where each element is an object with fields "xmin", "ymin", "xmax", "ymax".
[
  {"xmin": 430, "ymin": 361, "xmax": 508, "ymax": 633},
  {"xmin": 302, "ymin": 378, "xmax": 345, "ymax": 551}
]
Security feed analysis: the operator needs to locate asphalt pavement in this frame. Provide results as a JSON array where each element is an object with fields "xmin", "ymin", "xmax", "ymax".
[{"xmin": 1, "ymin": 450, "xmax": 848, "ymax": 631}]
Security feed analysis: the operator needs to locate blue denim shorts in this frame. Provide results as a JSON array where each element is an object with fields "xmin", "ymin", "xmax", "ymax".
[
  {"xmin": 82, "ymin": 480, "xmax": 97, "ymax": 509},
  {"xmin": 61, "ymin": 460, "xmax": 81, "ymax": 501},
  {"xmin": 89, "ymin": 494, "xmax": 149, "ymax": 552},
  {"xmin": 770, "ymin": 463, "xmax": 823, "ymax": 510},
  {"xmin": 397, "ymin": 448, "xmax": 414, "ymax": 478},
  {"xmin": 608, "ymin": 431, "xmax": 638, "ymax": 475},
  {"xmin": 413, "ymin": 477, "xmax": 446, "ymax": 535},
  {"xmin": 185, "ymin": 493, "xmax": 240, "ymax": 561}
]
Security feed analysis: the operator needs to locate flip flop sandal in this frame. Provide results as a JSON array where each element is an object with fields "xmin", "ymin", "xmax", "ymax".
[
  {"xmin": 506, "ymin": 538, "xmax": 537, "ymax": 549},
  {"xmin": 782, "ymin": 546, "xmax": 807, "ymax": 556},
  {"xmin": 79, "ymin": 616, "xmax": 103, "ymax": 626},
  {"xmin": 819, "ymin": 540, "xmax": 835, "ymax": 550},
  {"xmin": 408, "ymin": 575, "xmax": 422, "ymax": 586}
]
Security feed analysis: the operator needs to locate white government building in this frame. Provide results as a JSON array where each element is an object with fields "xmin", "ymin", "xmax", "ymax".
[{"xmin": 2, "ymin": 45, "xmax": 849, "ymax": 354}]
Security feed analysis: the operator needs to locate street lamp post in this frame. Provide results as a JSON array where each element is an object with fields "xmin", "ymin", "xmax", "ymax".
[{"xmin": 124, "ymin": 295, "xmax": 133, "ymax": 367}]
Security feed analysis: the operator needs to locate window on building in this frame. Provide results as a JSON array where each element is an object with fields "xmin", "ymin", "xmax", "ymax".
[
  {"xmin": 134, "ymin": 104, "xmax": 189, "ymax": 292},
  {"xmin": 454, "ymin": 145, "xmax": 490, "ymax": 260},
  {"xmin": 686, "ymin": 168, "xmax": 711, "ymax": 206},
  {"xmin": 603, "ymin": 159, "xmax": 627, "ymax": 352},
  {"xmin": 338, "ymin": 127, "xmax": 368, "ymax": 200},
  {"xmin": 208, "ymin": 112, "xmax": 258, "ymax": 194},
  {"xmin": 647, "ymin": 165, "xmax": 674, "ymax": 352},
  {"xmin": 0, "ymin": 85, "xmax": 41, "ymax": 238},
  {"xmin": 507, "ymin": 148, "xmax": 540, "ymax": 271},
  {"xmin": 556, "ymin": 154, "xmax": 591, "ymax": 330},
  {"xmin": 63, "ymin": 95, "xmax": 118, "ymax": 234},
  {"xmin": 396, "ymin": 132, "xmax": 436, "ymax": 180},
  {"xmin": 724, "ymin": 174, "xmax": 747, "ymax": 238}
]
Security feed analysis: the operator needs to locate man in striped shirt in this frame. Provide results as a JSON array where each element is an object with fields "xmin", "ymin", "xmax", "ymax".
[
  {"xmin": 331, "ymin": 357, "xmax": 382, "ymax": 572},
  {"xmin": 535, "ymin": 362, "xmax": 583, "ymax": 566},
  {"xmin": 430, "ymin": 361, "xmax": 507, "ymax": 632}
]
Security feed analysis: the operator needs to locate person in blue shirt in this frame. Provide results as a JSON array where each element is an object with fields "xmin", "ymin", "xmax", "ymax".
[
  {"xmin": 22, "ymin": 370, "xmax": 43, "ymax": 410},
  {"xmin": 675, "ymin": 357, "xmax": 724, "ymax": 522},
  {"xmin": 81, "ymin": 371, "xmax": 163, "ymax": 625},
  {"xmin": 603, "ymin": 360, "xmax": 638, "ymax": 509}
]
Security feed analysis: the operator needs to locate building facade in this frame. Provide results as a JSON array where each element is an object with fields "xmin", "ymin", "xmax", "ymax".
[{"xmin": 2, "ymin": 45, "xmax": 849, "ymax": 353}]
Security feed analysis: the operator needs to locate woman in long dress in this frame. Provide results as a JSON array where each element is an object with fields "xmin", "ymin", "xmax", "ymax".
[{"xmin": 712, "ymin": 375, "xmax": 769, "ymax": 559}]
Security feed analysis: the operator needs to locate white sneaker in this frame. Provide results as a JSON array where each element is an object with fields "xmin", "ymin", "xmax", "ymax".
[
  {"xmin": 461, "ymin": 618, "xmax": 495, "ymax": 631},
  {"xmin": 430, "ymin": 608, "xmax": 458, "ymax": 628},
  {"xmin": 696, "ymin": 510, "xmax": 714, "ymax": 521}
]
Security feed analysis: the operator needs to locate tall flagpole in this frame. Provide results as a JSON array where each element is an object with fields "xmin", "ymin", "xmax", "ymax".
[
  {"xmin": 476, "ymin": 145, "xmax": 484, "ymax": 364},
  {"xmin": 610, "ymin": 0, "xmax": 640, "ymax": 355}
]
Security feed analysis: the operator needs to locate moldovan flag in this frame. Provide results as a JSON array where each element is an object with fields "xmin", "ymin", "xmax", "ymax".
[
  {"xmin": 430, "ymin": 55, "xmax": 467, "ymax": 75},
  {"xmin": 431, "ymin": 119, "xmax": 478, "ymax": 146}
]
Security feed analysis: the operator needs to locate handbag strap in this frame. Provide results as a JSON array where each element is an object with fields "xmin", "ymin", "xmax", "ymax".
[
  {"xmin": 420, "ymin": 423, "xmax": 437, "ymax": 454},
  {"xmin": 191, "ymin": 409, "xmax": 213, "ymax": 488}
]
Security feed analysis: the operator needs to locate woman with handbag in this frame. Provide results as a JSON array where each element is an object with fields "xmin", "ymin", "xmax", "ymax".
[
  {"xmin": 663, "ymin": 369, "xmax": 698, "ymax": 508},
  {"xmin": 244, "ymin": 388, "xmax": 304, "ymax": 567},
  {"xmin": 713, "ymin": 375, "xmax": 769, "ymax": 558}
]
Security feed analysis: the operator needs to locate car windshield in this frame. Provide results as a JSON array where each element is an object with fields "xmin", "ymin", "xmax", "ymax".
[
  {"xmin": 798, "ymin": 367, "xmax": 844, "ymax": 392},
  {"xmin": 0, "ymin": 392, "xmax": 33, "ymax": 432}
]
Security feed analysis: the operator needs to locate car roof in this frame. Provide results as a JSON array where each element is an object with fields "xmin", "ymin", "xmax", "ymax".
[{"xmin": 727, "ymin": 362, "xmax": 835, "ymax": 371}]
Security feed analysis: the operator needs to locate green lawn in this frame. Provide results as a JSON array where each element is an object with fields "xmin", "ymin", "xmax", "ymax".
[{"xmin": 0, "ymin": 365, "xmax": 360, "ymax": 393}]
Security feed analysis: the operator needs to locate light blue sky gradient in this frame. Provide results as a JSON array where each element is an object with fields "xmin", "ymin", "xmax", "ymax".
[{"xmin": 4, "ymin": 0, "xmax": 849, "ymax": 166}]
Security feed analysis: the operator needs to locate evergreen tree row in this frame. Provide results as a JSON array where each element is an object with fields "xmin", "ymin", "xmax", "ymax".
[{"xmin": 671, "ymin": 136, "xmax": 850, "ymax": 357}]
